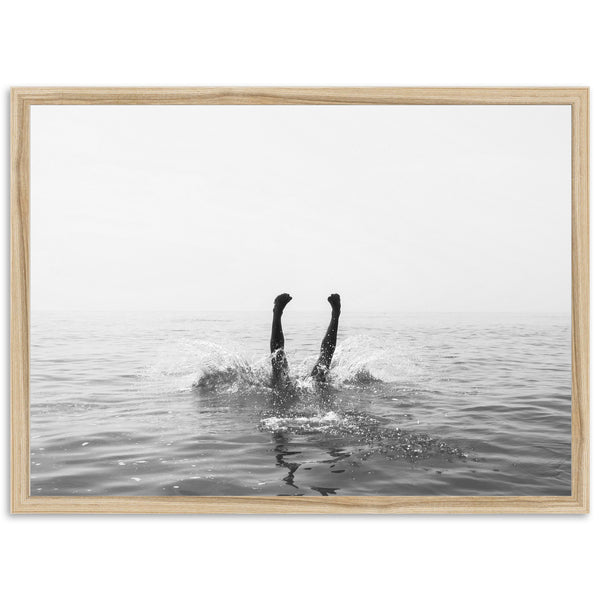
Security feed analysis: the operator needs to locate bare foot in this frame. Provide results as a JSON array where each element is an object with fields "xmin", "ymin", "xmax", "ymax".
[
  {"xmin": 273, "ymin": 293, "xmax": 293, "ymax": 313},
  {"xmin": 328, "ymin": 293, "xmax": 341, "ymax": 314}
]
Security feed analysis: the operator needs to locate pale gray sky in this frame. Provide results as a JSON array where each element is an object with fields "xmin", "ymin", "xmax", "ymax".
[{"xmin": 31, "ymin": 104, "xmax": 571, "ymax": 312}]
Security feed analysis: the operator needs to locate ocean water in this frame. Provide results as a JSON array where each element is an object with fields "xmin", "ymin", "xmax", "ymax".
[{"xmin": 30, "ymin": 311, "xmax": 571, "ymax": 496}]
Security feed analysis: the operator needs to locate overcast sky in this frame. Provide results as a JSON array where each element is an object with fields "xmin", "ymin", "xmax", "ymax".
[{"xmin": 31, "ymin": 104, "xmax": 571, "ymax": 312}]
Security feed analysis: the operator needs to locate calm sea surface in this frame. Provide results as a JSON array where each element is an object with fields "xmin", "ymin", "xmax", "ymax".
[{"xmin": 30, "ymin": 311, "xmax": 571, "ymax": 496}]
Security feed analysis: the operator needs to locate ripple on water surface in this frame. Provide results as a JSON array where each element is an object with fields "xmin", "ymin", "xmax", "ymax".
[{"xmin": 30, "ymin": 311, "xmax": 571, "ymax": 496}]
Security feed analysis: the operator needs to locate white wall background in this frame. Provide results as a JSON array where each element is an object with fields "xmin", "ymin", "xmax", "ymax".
[{"xmin": 1, "ymin": 2, "xmax": 596, "ymax": 599}]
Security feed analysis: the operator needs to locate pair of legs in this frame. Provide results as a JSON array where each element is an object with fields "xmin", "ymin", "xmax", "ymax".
[{"xmin": 270, "ymin": 293, "xmax": 341, "ymax": 386}]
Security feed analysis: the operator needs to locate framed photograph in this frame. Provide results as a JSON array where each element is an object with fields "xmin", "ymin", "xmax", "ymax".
[{"xmin": 11, "ymin": 87, "xmax": 589, "ymax": 514}]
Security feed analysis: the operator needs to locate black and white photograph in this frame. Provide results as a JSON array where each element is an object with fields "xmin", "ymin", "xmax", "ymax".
[
  {"xmin": 29, "ymin": 103, "xmax": 572, "ymax": 497},
  {"xmin": 3, "ymin": 0, "xmax": 599, "ymax": 598}
]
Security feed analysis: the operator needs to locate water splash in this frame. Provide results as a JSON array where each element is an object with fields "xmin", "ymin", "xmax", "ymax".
[
  {"xmin": 329, "ymin": 335, "xmax": 419, "ymax": 385},
  {"xmin": 140, "ymin": 335, "xmax": 420, "ymax": 395},
  {"xmin": 260, "ymin": 411, "xmax": 342, "ymax": 433},
  {"xmin": 259, "ymin": 409, "xmax": 466, "ymax": 461},
  {"xmin": 140, "ymin": 340, "xmax": 269, "ymax": 393}
]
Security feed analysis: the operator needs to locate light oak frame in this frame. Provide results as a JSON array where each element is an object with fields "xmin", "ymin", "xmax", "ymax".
[{"xmin": 10, "ymin": 87, "xmax": 589, "ymax": 514}]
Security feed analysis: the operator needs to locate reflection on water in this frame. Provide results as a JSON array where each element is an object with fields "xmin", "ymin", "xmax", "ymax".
[
  {"xmin": 259, "ymin": 384, "xmax": 469, "ymax": 496},
  {"xmin": 30, "ymin": 311, "xmax": 571, "ymax": 496}
]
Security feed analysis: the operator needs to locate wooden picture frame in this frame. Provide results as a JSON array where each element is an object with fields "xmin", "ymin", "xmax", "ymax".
[{"xmin": 11, "ymin": 87, "xmax": 589, "ymax": 514}]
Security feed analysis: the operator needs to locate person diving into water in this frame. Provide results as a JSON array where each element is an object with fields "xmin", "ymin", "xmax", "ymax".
[{"xmin": 270, "ymin": 293, "xmax": 341, "ymax": 389}]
